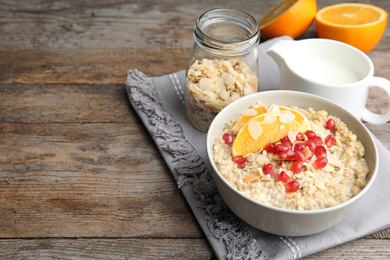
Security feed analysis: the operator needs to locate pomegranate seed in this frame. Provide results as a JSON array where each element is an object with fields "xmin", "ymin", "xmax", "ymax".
[
  {"xmin": 280, "ymin": 150, "xmax": 295, "ymax": 160},
  {"xmin": 290, "ymin": 161, "xmax": 303, "ymax": 174},
  {"xmin": 285, "ymin": 181, "xmax": 300, "ymax": 193},
  {"xmin": 222, "ymin": 133, "xmax": 233, "ymax": 146},
  {"xmin": 277, "ymin": 171, "xmax": 290, "ymax": 183},
  {"xmin": 264, "ymin": 143, "xmax": 276, "ymax": 153},
  {"xmin": 282, "ymin": 141, "xmax": 293, "ymax": 150},
  {"xmin": 325, "ymin": 118, "xmax": 335, "ymax": 131},
  {"xmin": 305, "ymin": 130, "xmax": 316, "ymax": 139},
  {"xmin": 281, "ymin": 136, "xmax": 290, "ymax": 143},
  {"xmin": 233, "ymin": 156, "xmax": 246, "ymax": 165},
  {"xmin": 262, "ymin": 163, "xmax": 274, "ymax": 176},
  {"xmin": 313, "ymin": 136, "xmax": 323, "ymax": 146},
  {"xmin": 296, "ymin": 133, "xmax": 305, "ymax": 141},
  {"xmin": 294, "ymin": 143, "xmax": 306, "ymax": 152},
  {"xmin": 314, "ymin": 145, "xmax": 327, "ymax": 158},
  {"xmin": 294, "ymin": 150, "xmax": 306, "ymax": 162},
  {"xmin": 325, "ymin": 134, "xmax": 335, "ymax": 148},
  {"xmin": 314, "ymin": 157, "xmax": 328, "ymax": 169},
  {"xmin": 306, "ymin": 139, "xmax": 317, "ymax": 151},
  {"xmin": 238, "ymin": 163, "xmax": 246, "ymax": 169},
  {"xmin": 275, "ymin": 144, "xmax": 289, "ymax": 155}
]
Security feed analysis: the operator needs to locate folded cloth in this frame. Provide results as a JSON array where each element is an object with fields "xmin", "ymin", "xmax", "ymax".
[{"xmin": 125, "ymin": 36, "xmax": 390, "ymax": 259}]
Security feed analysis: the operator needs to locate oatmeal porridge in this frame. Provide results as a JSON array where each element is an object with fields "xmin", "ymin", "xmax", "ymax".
[
  {"xmin": 213, "ymin": 102, "xmax": 369, "ymax": 210},
  {"xmin": 186, "ymin": 58, "xmax": 258, "ymax": 132}
]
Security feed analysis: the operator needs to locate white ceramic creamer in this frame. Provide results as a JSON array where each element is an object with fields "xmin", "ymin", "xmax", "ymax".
[{"xmin": 268, "ymin": 39, "xmax": 390, "ymax": 124}]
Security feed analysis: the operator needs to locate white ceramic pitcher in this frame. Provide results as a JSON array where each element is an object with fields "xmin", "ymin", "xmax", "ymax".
[{"xmin": 267, "ymin": 39, "xmax": 390, "ymax": 124}]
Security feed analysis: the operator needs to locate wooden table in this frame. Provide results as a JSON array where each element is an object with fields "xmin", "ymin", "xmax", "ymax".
[{"xmin": 1, "ymin": 0, "xmax": 389, "ymax": 258}]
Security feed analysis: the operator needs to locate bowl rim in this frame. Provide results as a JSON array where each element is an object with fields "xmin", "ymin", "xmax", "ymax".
[{"xmin": 206, "ymin": 90, "xmax": 379, "ymax": 215}]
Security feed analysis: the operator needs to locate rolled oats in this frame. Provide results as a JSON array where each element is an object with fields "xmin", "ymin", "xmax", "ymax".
[{"xmin": 213, "ymin": 103, "xmax": 369, "ymax": 210}]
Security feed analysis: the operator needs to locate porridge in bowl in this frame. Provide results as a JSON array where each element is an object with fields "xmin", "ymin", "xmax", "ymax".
[{"xmin": 213, "ymin": 102, "xmax": 369, "ymax": 210}]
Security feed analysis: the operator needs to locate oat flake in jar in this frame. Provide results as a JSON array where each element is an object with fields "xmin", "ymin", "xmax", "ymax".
[{"xmin": 185, "ymin": 8, "xmax": 260, "ymax": 132}]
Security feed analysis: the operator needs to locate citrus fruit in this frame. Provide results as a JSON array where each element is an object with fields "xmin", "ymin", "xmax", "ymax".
[
  {"xmin": 231, "ymin": 106, "xmax": 267, "ymax": 134},
  {"xmin": 231, "ymin": 105, "xmax": 310, "ymax": 135},
  {"xmin": 315, "ymin": 3, "xmax": 388, "ymax": 53},
  {"xmin": 259, "ymin": 0, "xmax": 317, "ymax": 40},
  {"xmin": 232, "ymin": 107, "xmax": 311, "ymax": 156}
]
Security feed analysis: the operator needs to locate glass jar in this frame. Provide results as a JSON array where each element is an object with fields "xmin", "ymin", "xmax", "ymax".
[{"xmin": 185, "ymin": 8, "xmax": 260, "ymax": 132}]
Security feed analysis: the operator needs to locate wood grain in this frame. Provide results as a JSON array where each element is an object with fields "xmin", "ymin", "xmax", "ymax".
[{"xmin": 1, "ymin": 0, "xmax": 390, "ymax": 259}]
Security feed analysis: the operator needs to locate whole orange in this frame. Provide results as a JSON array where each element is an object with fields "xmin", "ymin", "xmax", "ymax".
[{"xmin": 259, "ymin": 0, "xmax": 317, "ymax": 40}]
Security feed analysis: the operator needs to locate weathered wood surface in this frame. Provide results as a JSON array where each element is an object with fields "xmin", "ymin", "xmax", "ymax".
[{"xmin": 0, "ymin": 0, "xmax": 389, "ymax": 259}]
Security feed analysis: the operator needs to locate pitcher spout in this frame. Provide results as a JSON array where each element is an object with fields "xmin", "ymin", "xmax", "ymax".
[{"xmin": 267, "ymin": 40, "xmax": 297, "ymax": 69}]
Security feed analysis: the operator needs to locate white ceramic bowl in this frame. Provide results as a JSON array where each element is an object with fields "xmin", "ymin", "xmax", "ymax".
[{"xmin": 206, "ymin": 90, "xmax": 378, "ymax": 236}]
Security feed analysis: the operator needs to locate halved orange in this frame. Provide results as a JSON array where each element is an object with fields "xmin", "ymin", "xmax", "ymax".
[
  {"xmin": 259, "ymin": 0, "xmax": 317, "ymax": 40},
  {"xmin": 232, "ymin": 107, "xmax": 310, "ymax": 156},
  {"xmin": 315, "ymin": 3, "xmax": 388, "ymax": 53}
]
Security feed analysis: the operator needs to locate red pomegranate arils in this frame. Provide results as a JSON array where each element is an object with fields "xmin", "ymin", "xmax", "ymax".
[
  {"xmin": 314, "ymin": 157, "xmax": 328, "ymax": 169},
  {"xmin": 222, "ymin": 133, "xmax": 234, "ymax": 146},
  {"xmin": 290, "ymin": 161, "xmax": 303, "ymax": 174},
  {"xmin": 306, "ymin": 139, "xmax": 317, "ymax": 151},
  {"xmin": 285, "ymin": 180, "xmax": 300, "ymax": 193},
  {"xmin": 314, "ymin": 145, "xmax": 327, "ymax": 158},
  {"xmin": 325, "ymin": 134, "xmax": 335, "ymax": 148},
  {"xmin": 313, "ymin": 136, "xmax": 323, "ymax": 146},
  {"xmin": 277, "ymin": 171, "xmax": 290, "ymax": 183},
  {"xmin": 294, "ymin": 143, "xmax": 306, "ymax": 152},
  {"xmin": 325, "ymin": 118, "xmax": 335, "ymax": 131},
  {"xmin": 281, "ymin": 136, "xmax": 290, "ymax": 143},
  {"xmin": 305, "ymin": 130, "xmax": 316, "ymax": 139},
  {"xmin": 294, "ymin": 150, "xmax": 306, "ymax": 162},
  {"xmin": 264, "ymin": 143, "xmax": 276, "ymax": 153},
  {"xmin": 262, "ymin": 163, "xmax": 274, "ymax": 176},
  {"xmin": 296, "ymin": 132, "xmax": 305, "ymax": 141},
  {"xmin": 280, "ymin": 150, "xmax": 295, "ymax": 160},
  {"xmin": 275, "ymin": 144, "xmax": 289, "ymax": 155},
  {"xmin": 233, "ymin": 156, "xmax": 246, "ymax": 165}
]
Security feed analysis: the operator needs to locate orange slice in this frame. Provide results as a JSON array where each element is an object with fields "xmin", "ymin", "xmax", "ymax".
[
  {"xmin": 259, "ymin": 0, "xmax": 317, "ymax": 40},
  {"xmin": 231, "ymin": 106, "xmax": 268, "ymax": 134},
  {"xmin": 315, "ymin": 3, "xmax": 388, "ymax": 53},
  {"xmin": 232, "ymin": 105, "xmax": 310, "ymax": 135},
  {"xmin": 232, "ymin": 107, "xmax": 310, "ymax": 156}
]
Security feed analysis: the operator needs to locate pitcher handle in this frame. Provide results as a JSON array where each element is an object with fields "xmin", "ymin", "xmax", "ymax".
[{"xmin": 361, "ymin": 76, "xmax": 390, "ymax": 124}]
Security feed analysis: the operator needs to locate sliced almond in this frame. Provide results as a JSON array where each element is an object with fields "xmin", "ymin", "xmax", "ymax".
[
  {"xmin": 322, "ymin": 164, "xmax": 335, "ymax": 172},
  {"xmin": 294, "ymin": 171, "xmax": 305, "ymax": 179},
  {"xmin": 328, "ymin": 154, "xmax": 342, "ymax": 167},
  {"xmin": 286, "ymin": 192, "xmax": 297, "ymax": 198},
  {"xmin": 262, "ymin": 113, "xmax": 277, "ymax": 124},
  {"xmin": 315, "ymin": 178, "xmax": 326, "ymax": 190},
  {"xmin": 246, "ymin": 153, "xmax": 256, "ymax": 163},
  {"xmin": 248, "ymin": 120, "xmax": 262, "ymax": 140},
  {"xmin": 241, "ymin": 108, "xmax": 258, "ymax": 116},
  {"xmin": 219, "ymin": 89, "xmax": 230, "ymax": 100},
  {"xmin": 242, "ymin": 173, "xmax": 260, "ymax": 183},
  {"xmin": 279, "ymin": 111, "xmax": 296, "ymax": 124},
  {"xmin": 255, "ymin": 154, "xmax": 270, "ymax": 165},
  {"xmin": 328, "ymin": 176, "xmax": 344, "ymax": 186},
  {"xmin": 261, "ymin": 174, "xmax": 272, "ymax": 181},
  {"xmin": 287, "ymin": 130, "xmax": 297, "ymax": 143},
  {"xmin": 199, "ymin": 78, "xmax": 212, "ymax": 90},
  {"xmin": 267, "ymin": 104, "xmax": 280, "ymax": 113},
  {"xmin": 305, "ymin": 170, "xmax": 316, "ymax": 177},
  {"xmin": 303, "ymin": 147, "xmax": 313, "ymax": 163}
]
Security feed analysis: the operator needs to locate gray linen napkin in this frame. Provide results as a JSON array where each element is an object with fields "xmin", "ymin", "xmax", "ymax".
[{"xmin": 125, "ymin": 36, "xmax": 390, "ymax": 259}]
